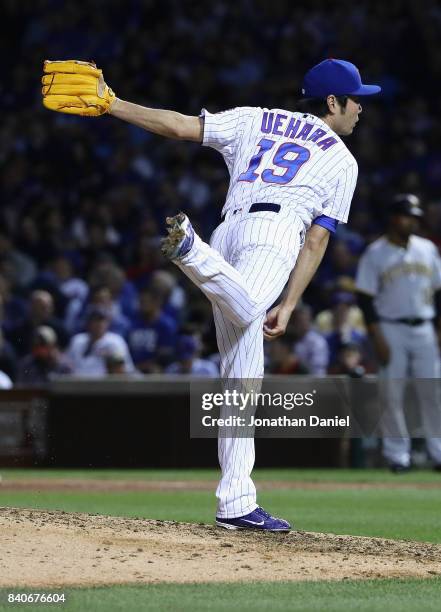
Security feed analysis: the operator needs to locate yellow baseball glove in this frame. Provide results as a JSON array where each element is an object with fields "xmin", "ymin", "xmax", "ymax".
[{"xmin": 42, "ymin": 60, "xmax": 116, "ymax": 117}]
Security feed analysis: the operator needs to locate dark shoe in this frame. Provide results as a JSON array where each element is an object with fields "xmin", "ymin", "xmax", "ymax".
[
  {"xmin": 216, "ymin": 506, "xmax": 291, "ymax": 532},
  {"xmin": 389, "ymin": 463, "xmax": 411, "ymax": 474}
]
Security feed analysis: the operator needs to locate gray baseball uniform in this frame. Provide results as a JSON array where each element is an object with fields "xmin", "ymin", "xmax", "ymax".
[{"xmin": 356, "ymin": 234, "xmax": 441, "ymax": 466}]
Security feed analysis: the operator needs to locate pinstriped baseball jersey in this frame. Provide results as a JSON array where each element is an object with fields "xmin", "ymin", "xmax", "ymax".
[
  {"xmin": 174, "ymin": 105, "xmax": 359, "ymax": 520},
  {"xmin": 201, "ymin": 107, "xmax": 358, "ymax": 229}
]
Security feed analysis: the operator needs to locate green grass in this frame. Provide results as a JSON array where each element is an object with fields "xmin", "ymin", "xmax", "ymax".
[
  {"xmin": 1, "ymin": 486, "xmax": 440, "ymax": 542},
  {"xmin": 1, "ymin": 579, "xmax": 441, "ymax": 612},
  {"xmin": 1, "ymin": 470, "xmax": 440, "ymax": 610},
  {"xmin": 2, "ymin": 467, "xmax": 441, "ymax": 484}
]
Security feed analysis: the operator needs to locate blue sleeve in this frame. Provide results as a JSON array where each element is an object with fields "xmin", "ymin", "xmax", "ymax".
[{"xmin": 312, "ymin": 215, "xmax": 339, "ymax": 234}]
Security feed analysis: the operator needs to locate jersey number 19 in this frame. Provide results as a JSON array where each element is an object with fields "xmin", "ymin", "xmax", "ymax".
[{"xmin": 238, "ymin": 138, "xmax": 310, "ymax": 185}]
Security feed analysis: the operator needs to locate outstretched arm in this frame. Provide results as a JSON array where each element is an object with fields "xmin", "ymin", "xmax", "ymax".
[
  {"xmin": 42, "ymin": 60, "xmax": 203, "ymax": 142},
  {"xmin": 263, "ymin": 224, "xmax": 330, "ymax": 340},
  {"xmin": 109, "ymin": 98, "xmax": 204, "ymax": 142}
]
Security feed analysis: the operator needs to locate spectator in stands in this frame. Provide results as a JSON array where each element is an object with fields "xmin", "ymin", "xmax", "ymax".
[
  {"xmin": 66, "ymin": 307, "xmax": 134, "ymax": 377},
  {"xmin": 17, "ymin": 326, "xmax": 72, "ymax": 386},
  {"xmin": 0, "ymin": 230, "xmax": 36, "ymax": 290},
  {"xmin": 75, "ymin": 284, "xmax": 131, "ymax": 337},
  {"xmin": 328, "ymin": 342, "xmax": 366, "ymax": 378},
  {"xmin": 1, "ymin": 1, "xmax": 441, "ymax": 386},
  {"xmin": 0, "ymin": 275, "xmax": 27, "ymax": 333},
  {"xmin": 45, "ymin": 255, "xmax": 89, "ymax": 327},
  {"xmin": 7, "ymin": 290, "xmax": 69, "ymax": 356},
  {"xmin": 165, "ymin": 334, "xmax": 219, "ymax": 376},
  {"xmin": 80, "ymin": 221, "xmax": 121, "ymax": 270},
  {"xmin": 324, "ymin": 291, "xmax": 367, "ymax": 367},
  {"xmin": 268, "ymin": 335, "xmax": 309, "ymax": 375},
  {"xmin": 128, "ymin": 288, "xmax": 178, "ymax": 373},
  {"xmin": 88, "ymin": 262, "xmax": 138, "ymax": 320},
  {"xmin": 0, "ymin": 369, "xmax": 12, "ymax": 389},
  {"xmin": 289, "ymin": 305, "xmax": 329, "ymax": 376},
  {"xmin": 315, "ymin": 277, "xmax": 366, "ymax": 335},
  {"xmin": 0, "ymin": 293, "xmax": 18, "ymax": 380},
  {"xmin": 104, "ymin": 348, "xmax": 137, "ymax": 376},
  {"xmin": 70, "ymin": 200, "xmax": 121, "ymax": 266},
  {"xmin": 0, "ymin": 328, "xmax": 17, "ymax": 382},
  {"xmin": 150, "ymin": 269, "xmax": 186, "ymax": 324},
  {"xmin": 314, "ymin": 241, "xmax": 359, "ymax": 307},
  {"xmin": 125, "ymin": 217, "xmax": 164, "ymax": 288}
]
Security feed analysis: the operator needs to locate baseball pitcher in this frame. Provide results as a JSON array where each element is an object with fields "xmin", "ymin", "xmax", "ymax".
[{"xmin": 42, "ymin": 58, "xmax": 381, "ymax": 530}]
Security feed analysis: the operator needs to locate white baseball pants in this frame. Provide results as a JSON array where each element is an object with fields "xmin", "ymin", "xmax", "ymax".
[
  {"xmin": 380, "ymin": 321, "xmax": 441, "ymax": 466},
  {"xmin": 175, "ymin": 208, "xmax": 303, "ymax": 517}
]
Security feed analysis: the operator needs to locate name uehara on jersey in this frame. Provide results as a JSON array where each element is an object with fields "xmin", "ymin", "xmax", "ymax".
[{"xmin": 260, "ymin": 111, "xmax": 338, "ymax": 151}]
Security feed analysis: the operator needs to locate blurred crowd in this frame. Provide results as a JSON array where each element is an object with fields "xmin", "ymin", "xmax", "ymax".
[{"xmin": 1, "ymin": 0, "xmax": 441, "ymax": 386}]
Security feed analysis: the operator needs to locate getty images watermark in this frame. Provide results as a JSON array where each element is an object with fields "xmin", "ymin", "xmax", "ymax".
[
  {"xmin": 200, "ymin": 389, "xmax": 349, "ymax": 428},
  {"xmin": 190, "ymin": 377, "xmax": 441, "ymax": 438}
]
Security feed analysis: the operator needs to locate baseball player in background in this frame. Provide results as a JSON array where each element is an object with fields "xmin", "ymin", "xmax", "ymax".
[
  {"xmin": 356, "ymin": 195, "xmax": 441, "ymax": 473},
  {"xmin": 42, "ymin": 58, "xmax": 381, "ymax": 530}
]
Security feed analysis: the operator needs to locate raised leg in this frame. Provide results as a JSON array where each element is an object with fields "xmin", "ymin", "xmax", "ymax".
[{"xmin": 169, "ymin": 210, "xmax": 302, "ymax": 518}]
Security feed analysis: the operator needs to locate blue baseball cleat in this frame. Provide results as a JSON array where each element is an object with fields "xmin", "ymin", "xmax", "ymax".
[
  {"xmin": 216, "ymin": 506, "xmax": 291, "ymax": 532},
  {"xmin": 161, "ymin": 212, "xmax": 195, "ymax": 260}
]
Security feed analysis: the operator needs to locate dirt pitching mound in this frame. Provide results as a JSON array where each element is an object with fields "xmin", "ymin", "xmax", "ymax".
[{"xmin": 1, "ymin": 508, "xmax": 440, "ymax": 588}]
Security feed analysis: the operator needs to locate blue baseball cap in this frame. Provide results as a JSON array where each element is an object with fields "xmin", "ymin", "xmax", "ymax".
[{"xmin": 302, "ymin": 59, "xmax": 381, "ymax": 98}]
